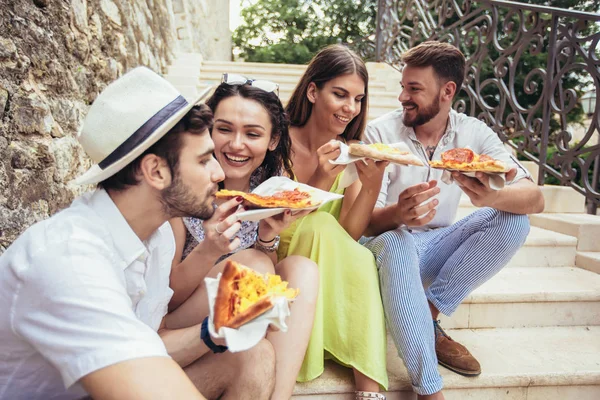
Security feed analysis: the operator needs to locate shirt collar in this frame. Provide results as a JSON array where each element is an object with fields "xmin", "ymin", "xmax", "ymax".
[{"xmin": 88, "ymin": 189, "xmax": 147, "ymax": 269}]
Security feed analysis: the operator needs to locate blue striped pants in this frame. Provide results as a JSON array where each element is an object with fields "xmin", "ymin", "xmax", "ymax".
[{"xmin": 363, "ymin": 208, "xmax": 530, "ymax": 395}]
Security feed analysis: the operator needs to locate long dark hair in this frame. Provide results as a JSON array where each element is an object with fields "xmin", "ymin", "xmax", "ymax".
[
  {"xmin": 285, "ymin": 44, "xmax": 369, "ymax": 142},
  {"xmin": 205, "ymin": 83, "xmax": 293, "ymax": 183}
]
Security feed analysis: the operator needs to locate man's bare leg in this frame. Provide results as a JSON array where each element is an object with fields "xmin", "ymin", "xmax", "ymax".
[
  {"xmin": 166, "ymin": 249, "xmax": 274, "ymax": 328},
  {"xmin": 268, "ymin": 255, "xmax": 319, "ymax": 399},
  {"xmin": 185, "ymin": 338, "xmax": 276, "ymax": 400}
]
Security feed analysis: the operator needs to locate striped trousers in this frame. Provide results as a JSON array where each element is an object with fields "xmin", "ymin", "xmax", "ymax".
[{"xmin": 363, "ymin": 208, "xmax": 530, "ymax": 395}]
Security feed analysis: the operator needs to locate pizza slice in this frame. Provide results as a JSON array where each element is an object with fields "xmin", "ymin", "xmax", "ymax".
[
  {"xmin": 215, "ymin": 187, "xmax": 318, "ymax": 209},
  {"xmin": 213, "ymin": 260, "xmax": 299, "ymax": 330},
  {"xmin": 429, "ymin": 148, "xmax": 509, "ymax": 173},
  {"xmin": 348, "ymin": 143, "xmax": 424, "ymax": 166}
]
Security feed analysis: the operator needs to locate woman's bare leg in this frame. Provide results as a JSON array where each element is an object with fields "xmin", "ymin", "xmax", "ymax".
[
  {"xmin": 354, "ymin": 369, "xmax": 380, "ymax": 392},
  {"xmin": 267, "ymin": 255, "xmax": 319, "ymax": 400}
]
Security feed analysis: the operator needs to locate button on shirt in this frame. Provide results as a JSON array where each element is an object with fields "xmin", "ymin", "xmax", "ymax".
[
  {"xmin": 0, "ymin": 189, "xmax": 174, "ymax": 400},
  {"xmin": 365, "ymin": 109, "xmax": 530, "ymax": 230}
]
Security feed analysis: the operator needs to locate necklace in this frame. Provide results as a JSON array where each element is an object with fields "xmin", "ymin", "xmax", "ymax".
[{"xmin": 425, "ymin": 145, "xmax": 437, "ymax": 160}]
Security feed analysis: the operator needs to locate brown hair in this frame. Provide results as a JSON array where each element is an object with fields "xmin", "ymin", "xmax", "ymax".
[
  {"xmin": 206, "ymin": 83, "xmax": 293, "ymax": 183},
  {"xmin": 98, "ymin": 104, "xmax": 213, "ymax": 191},
  {"xmin": 285, "ymin": 44, "xmax": 369, "ymax": 142},
  {"xmin": 402, "ymin": 41, "xmax": 466, "ymax": 94}
]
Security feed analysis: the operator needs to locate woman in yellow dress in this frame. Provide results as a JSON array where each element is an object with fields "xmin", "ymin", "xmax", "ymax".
[{"xmin": 280, "ymin": 44, "xmax": 389, "ymax": 399}]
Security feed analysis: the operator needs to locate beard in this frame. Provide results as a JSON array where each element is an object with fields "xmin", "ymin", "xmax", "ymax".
[
  {"xmin": 403, "ymin": 96, "xmax": 441, "ymax": 127},
  {"xmin": 160, "ymin": 173, "xmax": 216, "ymax": 220}
]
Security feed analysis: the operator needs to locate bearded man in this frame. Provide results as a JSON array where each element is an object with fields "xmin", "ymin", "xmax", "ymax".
[
  {"xmin": 362, "ymin": 41, "xmax": 544, "ymax": 399},
  {"xmin": 0, "ymin": 68, "xmax": 275, "ymax": 400}
]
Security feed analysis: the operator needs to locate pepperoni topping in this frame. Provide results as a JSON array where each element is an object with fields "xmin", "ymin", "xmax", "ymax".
[
  {"xmin": 478, "ymin": 154, "xmax": 493, "ymax": 162},
  {"xmin": 441, "ymin": 148, "xmax": 475, "ymax": 163}
]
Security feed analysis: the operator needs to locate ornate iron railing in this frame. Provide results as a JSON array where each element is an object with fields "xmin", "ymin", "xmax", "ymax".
[{"xmin": 368, "ymin": 0, "xmax": 600, "ymax": 213}]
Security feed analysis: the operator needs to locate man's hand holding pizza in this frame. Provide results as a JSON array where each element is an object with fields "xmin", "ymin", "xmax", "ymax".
[
  {"xmin": 452, "ymin": 167, "xmax": 517, "ymax": 208},
  {"xmin": 393, "ymin": 181, "xmax": 441, "ymax": 227}
]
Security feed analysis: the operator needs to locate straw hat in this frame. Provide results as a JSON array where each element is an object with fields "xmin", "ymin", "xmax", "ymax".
[{"xmin": 73, "ymin": 67, "xmax": 211, "ymax": 185}]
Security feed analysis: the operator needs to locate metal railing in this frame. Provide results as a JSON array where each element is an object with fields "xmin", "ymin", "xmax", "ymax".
[{"xmin": 365, "ymin": 0, "xmax": 600, "ymax": 213}]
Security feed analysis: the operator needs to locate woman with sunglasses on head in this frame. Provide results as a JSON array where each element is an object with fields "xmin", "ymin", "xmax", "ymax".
[
  {"xmin": 165, "ymin": 76, "xmax": 319, "ymax": 400},
  {"xmin": 278, "ymin": 45, "xmax": 389, "ymax": 399}
]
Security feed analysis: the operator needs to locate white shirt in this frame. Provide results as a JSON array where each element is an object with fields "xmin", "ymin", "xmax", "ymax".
[
  {"xmin": 365, "ymin": 109, "xmax": 530, "ymax": 230},
  {"xmin": 0, "ymin": 189, "xmax": 174, "ymax": 400}
]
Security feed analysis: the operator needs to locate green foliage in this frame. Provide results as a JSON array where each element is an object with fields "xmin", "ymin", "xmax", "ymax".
[{"xmin": 233, "ymin": 0, "xmax": 377, "ymax": 64}]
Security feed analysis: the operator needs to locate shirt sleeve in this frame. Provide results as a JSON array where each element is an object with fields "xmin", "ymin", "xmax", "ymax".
[
  {"xmin": 11, "ymin": 238, "xmax": 170, "ymax": 389},
  {"xmin": 475, "ymin": 121, "xmax": 531, "ymax": 184},
  {"xmin": 365, "ymin": 123, "xmax": 391, "ymax": 207}
]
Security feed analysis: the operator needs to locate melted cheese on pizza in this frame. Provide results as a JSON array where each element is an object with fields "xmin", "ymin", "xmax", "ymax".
[
  {"xmin": 233, "ymin": 269, "xmax": 299, "ymax": 314},
  {"xmin": 367, "ymin": 143, "xmax": 407, "ymax": 154}
]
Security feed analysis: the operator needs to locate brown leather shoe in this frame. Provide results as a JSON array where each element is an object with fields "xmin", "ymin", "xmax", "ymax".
[{"xmin": 434, "ymin": 320, "xmax": 481, "ymax": 376}]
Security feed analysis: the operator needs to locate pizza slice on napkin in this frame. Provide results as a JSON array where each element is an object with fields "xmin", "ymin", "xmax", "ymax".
[
  {"xmin": 213, "ymin": 260, "xmax": 299, "ymax": 331},
  {"xmin": 215, "ymin": 187, "xmax": 318, "ymax": 209},
  {"xmin": 429, "ymin": 148, "xmax": 509, "ymax": 173},
  {"xmin": 348, "ymin": 143, "xmax": 424, "ymax": 166}
]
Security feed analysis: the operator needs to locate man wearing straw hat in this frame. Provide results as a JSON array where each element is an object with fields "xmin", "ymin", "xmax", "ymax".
[{"xmin": 0, "ymin": 67, "xmax": 275, "ymax": 400}]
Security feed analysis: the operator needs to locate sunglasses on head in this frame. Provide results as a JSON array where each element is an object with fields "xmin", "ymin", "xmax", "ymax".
[{"xmin": 221, "ymin": 73, "xmax": 280, "ymax": 97}]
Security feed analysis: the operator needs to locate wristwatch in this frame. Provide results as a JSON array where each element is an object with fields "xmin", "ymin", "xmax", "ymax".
[
  {"xmin": 200, "ymin": 317, "xmax": 228, "ymax": 353},
  {"xmin": 254, "ymin": 235, "xmax": 280, "ymax": 252}
]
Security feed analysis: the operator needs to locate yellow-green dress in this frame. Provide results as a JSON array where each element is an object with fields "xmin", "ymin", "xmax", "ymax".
[{"xmin": 277, "ymin": 174, "xmax": 388, "ymax": 389}]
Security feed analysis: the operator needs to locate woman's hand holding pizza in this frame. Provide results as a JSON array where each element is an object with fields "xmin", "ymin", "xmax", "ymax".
[
  {"xmin": 200, "ymin": 196, "xmax": 244, "ymax": 257},
  {"xmin": 258, "ymin": 209, "xmax": 313, "ymax": 242},
  {"xmin": 314, "ymin": 140, "xmax": 346, "ymax": 181},
  {"xmin": 393, "ymin": 181, "xmax": 440, "ymax": 227},
  {"xmin": 452, "ymin": 167, "xmax": 517, "ymax": 207},
  {"xmin": 355, "ymin": 158, "xmax": 389, "ymax": 193}
]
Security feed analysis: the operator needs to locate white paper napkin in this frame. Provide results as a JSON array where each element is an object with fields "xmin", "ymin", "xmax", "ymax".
[
  {"xmin": 234, "ymin": 176, "xmax": 344, "ymax": 221},
  {"xmin": 330, "ymin": 142, "xmax": 416, "ymax": 189},
  {"xmin": 205, "ymin": 273, "xmax": 292, "ymax": 353},
  {"xmin": 441, "ymin": 170, "xmax": 507, "ymax": 190}
]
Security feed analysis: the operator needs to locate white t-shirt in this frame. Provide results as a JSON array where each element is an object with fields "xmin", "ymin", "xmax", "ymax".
[
  {"xmin": 0, "ymin": 189, "xmax": 174, "ymax": 399},
  {"xmin": 365, "ymin": 109, "xmax": 530, "ymax": 230}
]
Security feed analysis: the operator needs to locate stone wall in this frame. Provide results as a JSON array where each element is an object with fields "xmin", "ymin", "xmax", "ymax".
[
  {"xmin": 0, "ymin": 0, "xmax": 179, "ymax": 252},
  {"xmin": 172, "ymin": 0, "xmax": 232, "ymax": 60}
]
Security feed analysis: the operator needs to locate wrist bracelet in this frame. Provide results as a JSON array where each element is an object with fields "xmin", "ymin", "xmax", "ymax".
[
  {"xmin": 256, "ymin": 226, "xmax": 276, "ymax": 243},
  {"xmin": 200, "ymin": 317, "xmax": 228, "ymax": 353},
  {"xmin": 254, "ymin": 235, "xmax": 280, "ymax": 253}
]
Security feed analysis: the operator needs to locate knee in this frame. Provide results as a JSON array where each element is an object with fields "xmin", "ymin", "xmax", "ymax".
[
  {"xmin": 493, "ymin": 210, "xmax": 531, "ymax": 244},
  {"xmin": 233, "ymin": 248, "xmax": 275, "ymax": 275},
  {"xmin": 276, "ymin": 255, "xmax": 319, "ymax": 302},
  {"xmin": 369, "ymin": 230, "xmax": 413, "ymax": 261},
  {"xmin": 236, "ymin": 339, "xmax": 276, "ymax": 398}
]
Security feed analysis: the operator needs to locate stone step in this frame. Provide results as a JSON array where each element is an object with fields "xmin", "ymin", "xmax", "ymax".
[
  {"xmin": 577, "ymin": 251, "xmax": 600, "ymax": 274},
  {"xmin": 530, "ymin": 213, "xmax": 600, "ymax": 251},
  {"xmin": 540, "ymin": 185, "xmax": 587, "ymax": 213},
  {"xmin": 201, "ymin": 60, "xmax": 307, "ymax": 76},
  {"xmin": 193, "ymin": 83, "xmax": 399, "ymax": 117},
  {"xmin": 171, "ymin": 52, "xmax": 203, "ymax": 66},
  {"xmin": 437, "ymin": 222, "xmax": 576, "ymax": 268},
  {"xmin": 440, "ymin": 267, "xmax": 600, "ymax": 329},
  {"xmin": 457, "ymin": 185, "xmax": 587, "ymax": 216},
  {"xmin": 198, "ymin": 78, "xmax": 390, "ymax": 93},
  {"xmin": 166, "ymin": 65, "xmax": 201, "ymax": 77},
  {"xmin": 292, "ymin": 326, "xmax": 600, "ymax": 399}
]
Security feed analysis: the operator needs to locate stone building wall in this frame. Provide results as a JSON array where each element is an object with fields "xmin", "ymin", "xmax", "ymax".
[
  {"xmin": 172, "ymin": 0, "xmax": 232, "ymax": 60},
  {"xmin": 0, "ymin": 0, "xmax": 180, "ymax": 252}
]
